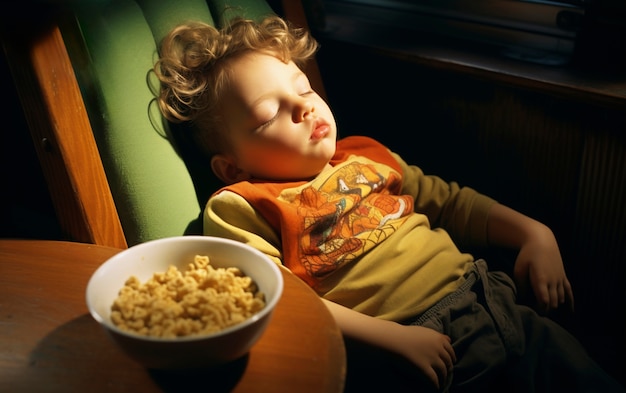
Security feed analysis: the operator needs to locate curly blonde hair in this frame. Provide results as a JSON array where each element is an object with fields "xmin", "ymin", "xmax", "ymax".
[{"xmin": 154, "ymin": 16, "xmax": 319, "ymax": 155}]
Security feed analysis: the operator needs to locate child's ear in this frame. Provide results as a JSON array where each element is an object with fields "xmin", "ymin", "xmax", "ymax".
[{"xmin": 211, "ymin": 154, "xmax": 251, "ymax": 184}]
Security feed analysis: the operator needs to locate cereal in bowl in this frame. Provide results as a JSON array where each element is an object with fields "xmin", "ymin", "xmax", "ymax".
[{"xmin": 110, "ymin": 255, "xmax": 265, "ymax": 338}]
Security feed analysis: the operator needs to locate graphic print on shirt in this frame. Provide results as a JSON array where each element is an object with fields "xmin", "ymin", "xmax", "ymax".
[{"xmin": 294, "ymin": 161, "xmax": 413, "ymax": 279}]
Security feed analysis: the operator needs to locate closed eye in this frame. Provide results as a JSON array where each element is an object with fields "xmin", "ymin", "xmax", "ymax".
[{"xmin": 255, "ymin": 111, "xmax": 279, "ymax": 132}]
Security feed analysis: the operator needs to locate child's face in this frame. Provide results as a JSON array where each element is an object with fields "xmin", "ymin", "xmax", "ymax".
[{"xmin": 218, "ymin": 52, "xmax": 337, "ymax": 182}]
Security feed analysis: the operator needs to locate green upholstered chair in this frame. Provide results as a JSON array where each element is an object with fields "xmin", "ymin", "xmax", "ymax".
[{"xmin": 3, "ymin": 0, "xmax": 323, "ymax": 249}]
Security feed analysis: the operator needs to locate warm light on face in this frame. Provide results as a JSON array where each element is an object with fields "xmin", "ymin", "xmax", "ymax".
[{"xmin": 218, "ymin": 52, "xmax": 338, "ymax": 182}]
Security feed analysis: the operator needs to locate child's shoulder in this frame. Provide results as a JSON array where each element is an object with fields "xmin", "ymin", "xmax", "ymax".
[{"xmin": 333, "ymin": 135, "xmax": 398, "ymax": 168}]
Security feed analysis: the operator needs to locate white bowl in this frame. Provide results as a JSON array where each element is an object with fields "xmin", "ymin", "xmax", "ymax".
[{"xmin": 86, "ymin": 236, "xmax": 283, "ymax": 369}]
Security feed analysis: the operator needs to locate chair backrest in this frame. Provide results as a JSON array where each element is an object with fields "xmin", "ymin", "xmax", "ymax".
[{"xmin": 2, "ymin": 0, "xmax": 324, "ymax": 249}]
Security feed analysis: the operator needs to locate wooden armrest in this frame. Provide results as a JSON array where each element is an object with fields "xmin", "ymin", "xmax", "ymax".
[{"xmin": 2, "ymin": 13, "xmax": 127, "ymax": 249}]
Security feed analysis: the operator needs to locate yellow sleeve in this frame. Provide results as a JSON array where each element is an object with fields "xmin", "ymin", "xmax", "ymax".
[
  {"xmin": 203, "ymin": 191, "xmax": 284, "ymax": 266},
  {"xmin": 390, "ymin": 151, "xmax": 497, "ymax": 249}
]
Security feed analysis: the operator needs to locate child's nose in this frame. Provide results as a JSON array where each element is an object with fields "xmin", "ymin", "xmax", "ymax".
[{"xmin": 293, "ymin": 98, "xmax": 315, "ymax": 122}]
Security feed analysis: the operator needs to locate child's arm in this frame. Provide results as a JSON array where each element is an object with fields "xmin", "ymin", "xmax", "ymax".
[
  {"xmin": 322, "ymin": 298, "xmax": 455, "ymax": 390},
  {"xmin": 486, "ymin": 203, "xmax": 575, "ymax": 312}
]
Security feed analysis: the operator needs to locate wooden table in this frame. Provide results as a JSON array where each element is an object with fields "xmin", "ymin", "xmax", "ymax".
[{"xmin": 0, "ymin": 239, "xmax": 346, "ymax": 392}]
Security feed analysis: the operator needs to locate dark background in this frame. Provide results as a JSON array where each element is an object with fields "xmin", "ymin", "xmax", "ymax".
[{"xmin": 2, "ymin": 0, "xmax": 625, "ymax": 387}]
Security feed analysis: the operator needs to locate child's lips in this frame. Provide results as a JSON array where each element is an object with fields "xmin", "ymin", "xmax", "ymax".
[{"xmin": 311, "ymin": 120, "xmax": 330, "ymax": 140}]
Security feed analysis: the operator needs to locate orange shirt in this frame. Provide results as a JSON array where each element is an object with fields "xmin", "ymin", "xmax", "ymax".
[{"xmin": 206, "ymin": 136, "xmax": 496, "ymax": 320}]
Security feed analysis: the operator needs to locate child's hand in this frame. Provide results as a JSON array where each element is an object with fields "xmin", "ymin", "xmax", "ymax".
[
  {"xmin": 485, "ymin": 203, "xmax": 575, "ymax": 314},
  {"xmin": 388, "ymin": 324, "xmax": 456, "ymax": 390},
  {"xmin": 512, "ymin": 225, "xmax": 575, "ymax": 313},
  {"xmin": 323, "ymin": 299, "xmax": 455, "ymax": 390}
]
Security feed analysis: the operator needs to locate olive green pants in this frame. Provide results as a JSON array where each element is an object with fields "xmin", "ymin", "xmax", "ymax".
[{"xmin": 409, "ymin": 260, "xmax": 624, "ymax": 393}]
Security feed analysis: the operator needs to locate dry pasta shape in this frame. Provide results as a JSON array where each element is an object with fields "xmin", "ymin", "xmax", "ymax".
[{"xmin": 111, "ymin": 255, "xmax": 265, "ymax": 338}]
